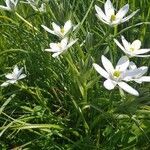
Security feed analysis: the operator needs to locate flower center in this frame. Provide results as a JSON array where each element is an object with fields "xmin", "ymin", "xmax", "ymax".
[
  {"xmin": 130, "ymin": 47, "xmax": 135, "ymax": 51},
  {"xmin": 57, "ymin": 43, "xmax": 62, "ymax": 49},
  {"xmin": 110, "ymin": 15, "xmax": 116, "ymax": 22},
  {"xmin": 113, "ymin": 70, "xmax": 121, "ymax": 78},
  {"xmin": 61, "ymin": 28, "xmax": 65, "ymax": 34}
]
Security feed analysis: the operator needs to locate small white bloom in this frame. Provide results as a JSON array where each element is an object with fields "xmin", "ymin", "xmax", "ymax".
[
  {"xmin": 95, "ymin": 0, "xmax": 139, "ymax": 26},
  {"xmin": 45, "ymin": 37, "xmax": 78, "ymax": 58},
  {"xmin": 93, "ymin": 55, "xmax": 139, "ymax": 96},
  {"xmin": 114, "ymin": 36, "xmax": 150, "ymax": 57},
  {"xmin": 41, "ymin": 20, "xmax": 73, "ymax": 38},
  {"xmin": 26, "ymin": 0, "xmax": 46, "ymax": 12},
  {"xmin": 1, "ymin": 65, "xmax": 26, "ymax": 87},
  {"xmin": 0, "ymin": 0, "xmax": 18, "ymax": 11},
  {"xmin": 124, "ymin": 62, "xmax": 150, "ymax": 83}
]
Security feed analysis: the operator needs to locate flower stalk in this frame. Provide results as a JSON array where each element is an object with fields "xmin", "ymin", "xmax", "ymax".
[{"xmin": 15, "ymin": 12, "xmax": 39, "ymax": 32}]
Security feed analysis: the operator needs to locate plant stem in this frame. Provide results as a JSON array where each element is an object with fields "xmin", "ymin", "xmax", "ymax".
[{"xmin": 15, "ymin": 12, "xmax": 39, "ymax": 32}]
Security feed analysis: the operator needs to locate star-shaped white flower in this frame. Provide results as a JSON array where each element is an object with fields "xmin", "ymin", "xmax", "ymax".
[
  {"xmin": 93, "ymin": 55, "xmax": 139, "ymax": 96},
  {"xmin": 95, "ymin": 0, "xmax": 139, "ymax": 26},
  {"xmin": 45, "ymin": 37, "xmax": 78, "ymax": 58},
  {"xmin": 1, "ymin": 65, "xmax": 26, "ymax": 87},
  {"xmin": 41, "ymin": 20, "xmax": 73, "ymax": 38},
  {"xmin": 114, "ymin": 36, "xmax": 150, "ymax": 57},
  {"xmin": 124, "ymin": 62, "xmax": 150, "ymax": 83},
  {"xmin": 26, "ymin": 0, "xmax": 46, "ymax": 12},
  {"xmin": 0, "ymin": 0, "xmax": 18, "ymax": 11}
]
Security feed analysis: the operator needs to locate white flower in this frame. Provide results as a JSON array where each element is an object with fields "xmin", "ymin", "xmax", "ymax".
[
  {"xmin": 1, "ymin": 65, "xmax": 26, "ymax": 87},
  {"xmin": 93, "ymin": 55, "xmax": 139, "ymax": 96},
  {"xmin": 95, "ymin": 0, "xmax": 139, "ymax": 26},
  {"xmin": 124, "ymin": 62, "xmax": 150, "ymax": 83},
  {"xmin": 0, "ymin": 0, "xmax": 18, "ymax": 11},
  {"xmin": 41, "ymin": 20, "xmax": 73, "ymax": 38},
  {"xmin": 26, "ymin": 0, "xmax": 46, "ymax": 12},
  {"xmin": 114, "ymin": 36, "xmax": 150, "ymax": 57},
  {"xmin": 45, "ymin": 37, "xmax": 78, "ymax": 58}
]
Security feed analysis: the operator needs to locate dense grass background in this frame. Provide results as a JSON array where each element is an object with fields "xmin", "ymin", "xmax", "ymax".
[{"xmin": 0, "ymin": 0, "xmax": 150, "ymax": 149}]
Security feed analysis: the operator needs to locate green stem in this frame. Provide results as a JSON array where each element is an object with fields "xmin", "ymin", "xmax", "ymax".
[
  {"xmin": 15, "ymin": 12, "xmax": 39, "ymax": 32},
  {"xmin": 111, "ymin": 25, "xmax": 118, "ymax": 62},
  {"xmin": 65, "ymin": 52, "xmax": 79, "ymax": 75},
  {"xmin": 113, "ymin": 25, "xmax": 118, "ymax": 37}
]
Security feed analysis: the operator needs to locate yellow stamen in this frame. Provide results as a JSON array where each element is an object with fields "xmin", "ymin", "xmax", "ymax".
[
  {"xmin": 61, "ymin": 27, "xmax": 64, "ymax": 33},
  {"xmin": 113, "ymin": 70, "xmax": 121, "ymax": 78},
  {"xmin": 110, "ymin": 15, "xmax": 116, "ymax": 22},
  {"xmin": 130, "ymin": 47, "xmax": 134, "ymax": 51}
]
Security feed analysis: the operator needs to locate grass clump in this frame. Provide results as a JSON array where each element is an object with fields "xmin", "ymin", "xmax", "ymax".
[{"xmin": 0, "ymin": 0, "xmax": 150, "ymax": 149}]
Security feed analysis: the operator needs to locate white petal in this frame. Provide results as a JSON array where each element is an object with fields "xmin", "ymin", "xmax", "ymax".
[
  {"xmin": 104, "ymin": 0, "xmax": 114, "ymax": 18},
  {"xmin": 13, "ymin": 65, "xmax": 19, "ymax": 75},
  {"xmin": 5, "ymin": 73, "xmax": 14, "ymax": 79},
  {"xmin": 116, "ymin": 4, "xmax": 129, "ymax": 19},
  {"xmin": 95, "ymin": 14, "xmax": 110, "ymax": 25},
  {"xmin": 121, "ymin": 9, "xmax": 139, "ymax": 23},
  {"xmin": 1, "ymin": 82, "xmax": 10, "ymax": 87},
  {"xmin": 116, "ymin": 56, "xmax": 129, "ymax": 71},
  {"xmin": 95, "ymin": 5, "xmax": 108, "ymax": 21},
  {"xmin": 6, "ymin": 0, "xmax": 11, "ymax": 7},
  {"xmin": 134, "ymin": 79, "xmax": 142, "ymax": 84},
  {"xmin": 14, "ymin": 0, "xmax": 19, "ymax": 6},
  {"xmin": 63, "ymin": 20, "xmax": 72, "ymax": 35},
  {"xmin": 93, "ymin": 63, "xmax": 109, "ymax": 79},
  {"xmin": 6, "ymin": 0, "xmax": 16, "ymax": 9},
  {"xmin": 131, "ymin": 40, "xmax": 141, "ymax": 50},
  {"xmin": 101, "ymin": 55, "xmax": 114, "ymax": 74},
  {"xmin": 7, "ymin": 79, "xmax": 17, "ymax": 84},
  {"xmin": 129, "ymin": 61, "xmax": 137, "ymax": 70},
  {"xmin": 135, "ymin": 66, "xmax": 148, "ymax": 77},
  {"xmin": 124, "ymin": 68, "xmax": 146, "ymax": 79},
  {"xmin": 50, "ymin": 43, "xmax": 61, "ymax": 52},
  {"xmin": 103, "ymin": 79, "xmax": 117, "ymax": 90},
  {"xmin": 18, "ymin": 74, "xmax": 26, "ymax": 80},
  {"xmin": 124, "ymin": 66, "xmax": 147, "ymax": 79},
  {"xmin": 121, "ymin": 36, "xmax": 130, "ymax": 50},
  {"xmin": 118, "ymin": 81, "xmax": 139, "ymax": 96},
  {"xmin": 30, "ymin": 5, "xmax": 39, "ymax": 11},
  {"xmin": 39, "ymin": 3, "xmax": 46, "ymax": 12},
  {"xmin": 52, "ymin": 52, "xmax": 62, "ymax": 58},
  {"xmin": 134, "ymin": 54, "xmax": 150, "ymax": 57},
  {"xmin": 114, "ymin": 39, "xmax": 126, "ymax": 53},
  {"xmin": 17, "ymin": 68, "xmax": 23, "ymax": 78},
  {"xmin": 67, "ymin": 39, "xmax": 78, "ymax": 49},
  {"xmin": 52, "ymin": 22, "xmax": 61, "ymax": 35},
  {"xmin": 0, "ymin": 5, "xmax": 10, "ymax": 10},
  {"xmin": 41, "ymin": 25, "xmax": 56, "ymax": 35},
  {"xmin": 61, "ymin": 37, "xmax": 68, "ymax": 49},
  {"xmin": 137, "ymin": 76, "xmax": 150, "ymax": 82},
  {"xmin": 45, "ymin": 48, "xmax": 60, "ymax": 52},
  {"xmin": 134, "ymin": 49, "xmax": 150, "ymax": 55}
]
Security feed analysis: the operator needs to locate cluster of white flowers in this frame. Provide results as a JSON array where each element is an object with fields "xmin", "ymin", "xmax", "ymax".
[
  {"xmin": 93, "ymin": 56, "xmax": 150, "ymax": 96},
  {"xmin": 0, "ymin": 0, "xmax": 18, "ymax": 11},
  {"xmin": 93, "ymin": 0, "xmax": 150, "ymax": 96},
  {"xmin": 25, "ymin": 0, "xmax": 46, "ymax": 12},
  {"xmin": 0, "ymin": 0, "xmax": 149, "ymax": 97},
  {"xmin": 95, "ymin": 0, "xmax": 139, "ymax": 26},
  {"xmin": 1, "ymin": 65, "xmax": 26, "ymax": 87},
  {"xmin": 41, "ymin": 20, "xmax": 78, "ymax": 58},
  {"xmin": 0, "ymin": 0, "xmax": 46, "ymax": 12}
]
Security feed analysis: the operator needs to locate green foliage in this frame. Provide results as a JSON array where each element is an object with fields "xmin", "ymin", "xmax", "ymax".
[{"xmin": 0, "ymin": 0, "xmax": 150, "ymax": 149}]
